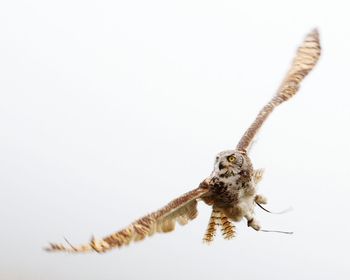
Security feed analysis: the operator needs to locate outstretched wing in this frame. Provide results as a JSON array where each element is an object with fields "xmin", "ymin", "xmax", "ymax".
[
  {"xmin": 236, "ymin": 29, "xmax": 321, "ymax": 152},
  {"xmin": 45, "ymin": 180, "xmax": 211, "ymax": 253}
]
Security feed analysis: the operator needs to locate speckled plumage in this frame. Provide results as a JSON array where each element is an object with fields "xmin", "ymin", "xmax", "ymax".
[{"xmin": 46, "ymin": 29, "xmax": 321, "ymax": 253}]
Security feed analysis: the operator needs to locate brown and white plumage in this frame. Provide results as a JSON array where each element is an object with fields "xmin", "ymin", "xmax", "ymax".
[{"xmin": 46, "ymin": 29, "xmax": 321, "ymax": 253}]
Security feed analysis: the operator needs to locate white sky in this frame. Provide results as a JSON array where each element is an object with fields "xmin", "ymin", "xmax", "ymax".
[{"xmin": 1, "ymin": 0, "xmax": 350, "ymax": 279}]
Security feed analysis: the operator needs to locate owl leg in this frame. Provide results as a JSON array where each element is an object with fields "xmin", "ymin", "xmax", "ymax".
[
  {"xmin": 247, "ymin": 218, "xmax": 261, "ymax": 231},
  {"xmin": 245, "ymin": 211, "xmax": 261, "ymax": 231},
  {"xmin": 255, "ymin": 194, "xmax": 268, "ymax": 204}
]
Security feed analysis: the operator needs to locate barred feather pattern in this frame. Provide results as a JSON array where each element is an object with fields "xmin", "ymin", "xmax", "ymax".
[
  {"xmin": 203, "ymin": 208, "xmax": 235, "ymax": 243},
  {"xmin": 220, "ymin": 212, "xmax": 235, "ymax": 240},
  {"xmin": 236, "ymin": 29, "xmax": 321, "ymax": 152},
  {"xmin": 45, "ymin": 181, "xmax": 210, "ymax": 253},
  {"xmin": 203, "ymin": 208, "xmax": 221, "ymax": 243}
]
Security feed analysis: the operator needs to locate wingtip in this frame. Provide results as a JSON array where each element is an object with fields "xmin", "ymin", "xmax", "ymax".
[
  {"xmin": 44, "ymin": 242, "xmax": 66, "ymax": 252},
  {"xmin": 43, "ymin": 245, "xmax": 53, "ymax": 252},
  {"xmin": 307, "ymin": 28, "xmax": 320, "ymax": 41},
  {"xmin": 311, "ymin": 27, "xmax": 319, "ymax": 34}
]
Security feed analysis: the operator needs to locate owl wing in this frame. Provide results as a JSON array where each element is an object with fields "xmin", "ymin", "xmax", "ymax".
[
  {"xmin": 45, "ymin": 179, "xmax": 211, "ymax": 253},
  {"xmin": 236, "ymin": 29, "xmax": 321, "ymax": 152}
]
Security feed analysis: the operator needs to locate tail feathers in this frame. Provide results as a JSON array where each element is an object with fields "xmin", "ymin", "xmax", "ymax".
[
  {"xmin": 203, "ymin": 208, "xmax": 235, "ymax": 244},
  {"xmin": 219, "ymin": 213, "xmax": 235, "ymax": 240},
  {"xmin": 202, "ymin": 209, "xmax": 220, "ymax": 243}
]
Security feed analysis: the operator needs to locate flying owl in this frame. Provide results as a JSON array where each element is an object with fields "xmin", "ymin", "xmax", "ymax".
[{"xmin": 46, "ymin": 29, "xmax": 321, "ymax": 253}]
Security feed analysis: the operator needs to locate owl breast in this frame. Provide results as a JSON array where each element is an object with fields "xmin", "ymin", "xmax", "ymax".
[{"xmin": 209, "ymin": 169, "xmax": 255, "ymax": 208}]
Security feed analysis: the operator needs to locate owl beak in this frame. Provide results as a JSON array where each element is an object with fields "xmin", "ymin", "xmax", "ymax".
[{"xmin": 218, "ymin": 162, "xmax": 225, "ymax": 170}]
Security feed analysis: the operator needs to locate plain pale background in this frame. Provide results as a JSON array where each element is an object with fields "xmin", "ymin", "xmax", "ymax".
[{"xmin": 1, "ymin": 0, "xmax": 349, "ymax": 279}]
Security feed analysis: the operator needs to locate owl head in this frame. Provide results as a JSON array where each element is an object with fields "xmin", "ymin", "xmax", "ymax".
[{"xmin": 212, "ymin": 150, "xmax": 252, "ymax": 176}]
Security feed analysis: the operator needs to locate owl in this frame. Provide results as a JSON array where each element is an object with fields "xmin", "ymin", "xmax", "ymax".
[{"xmin": 46, "ymin": 29, "xmax": 321, "ymax": 253}]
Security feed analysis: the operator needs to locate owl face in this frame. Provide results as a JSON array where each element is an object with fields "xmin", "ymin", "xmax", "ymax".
[{"xmin": 212, "ymin": 150, "xmax": 251, "ymax": 176}]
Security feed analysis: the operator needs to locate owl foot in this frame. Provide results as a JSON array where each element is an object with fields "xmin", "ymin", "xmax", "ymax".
[
  {"xmin": 255, "ymin": 194, "xmax": 268, "ymax": 204},
  {"xmin": 247, "ymin": 218, "xmax": 261, "ymax": 231},
  {"xmin": 253, "ymin": 169, "xmax": 264, "ymax": 184}
]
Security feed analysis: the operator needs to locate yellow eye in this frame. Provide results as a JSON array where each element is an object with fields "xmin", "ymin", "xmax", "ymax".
[{"xmin": 228, "ymin": 155, "xmax": 236, "ymax": 163}]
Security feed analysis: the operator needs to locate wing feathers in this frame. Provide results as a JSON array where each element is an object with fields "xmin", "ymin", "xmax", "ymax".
[
  {"xmin": 236, "ymin": 29, "xmax": 321, "ymax": 152},
  {"xmin": 45, "ymin": 180, "xmax": 210, "ymax": 253}
]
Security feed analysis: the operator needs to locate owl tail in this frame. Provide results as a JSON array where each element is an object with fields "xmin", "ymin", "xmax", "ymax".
[
  {"xmin": 203, "ymin": 208, "xmax": 235, "ymax": 243},
  {"xmin": 219, "ymin": 212, "xmax": 235, "ymax": 240}
]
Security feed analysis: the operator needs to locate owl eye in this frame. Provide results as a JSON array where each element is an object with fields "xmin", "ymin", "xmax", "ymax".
[{"xmin": 227, "ymin": 155, "xmax": 236, "ymax": 163}]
